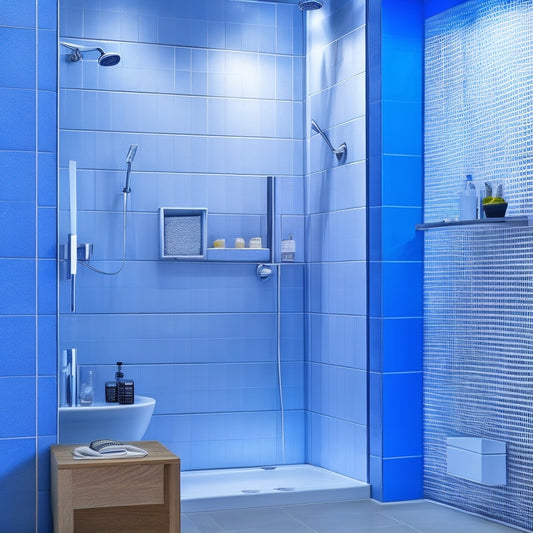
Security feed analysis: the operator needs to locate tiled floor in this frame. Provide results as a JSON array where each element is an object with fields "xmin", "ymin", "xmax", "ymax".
[{"xmin": 182, "ymin": 499, "xmax": 524, "ymax": 533}]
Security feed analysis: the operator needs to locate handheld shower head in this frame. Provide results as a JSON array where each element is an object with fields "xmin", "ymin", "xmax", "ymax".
[
  {"xmin": 123, "ymin": 145, "xmax": 139, "ymax": 194},
  {"xmin": 126, "ymin": 145, "xmax": 138, "ymax": 164},
  {"xmin": 60, "ymin": 42, "xmax": 121, "ymax": 66}
]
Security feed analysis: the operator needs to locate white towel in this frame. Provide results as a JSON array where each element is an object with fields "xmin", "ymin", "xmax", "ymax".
[{"xmin": 72, "ymin": 444, "xmax": 148, "ymax": 460}]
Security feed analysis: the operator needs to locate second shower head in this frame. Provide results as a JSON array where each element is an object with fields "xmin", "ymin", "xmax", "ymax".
[{"xmin": 60, "ymin": 42, "xmax": 121, "ymax": 67}]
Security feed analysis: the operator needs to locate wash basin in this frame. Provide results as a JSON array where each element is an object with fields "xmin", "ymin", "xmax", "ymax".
[{"xmin": 59, "ymin": 395, "xmax": 156, "ymax": 444}]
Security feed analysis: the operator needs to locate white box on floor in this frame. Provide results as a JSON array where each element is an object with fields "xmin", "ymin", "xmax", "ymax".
[{"xmin": 446, "ymin": 437, "xmax": 506, "ymax": 486}]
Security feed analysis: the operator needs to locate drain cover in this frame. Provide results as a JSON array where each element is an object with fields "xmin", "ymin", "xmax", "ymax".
[
  {"xmin": 241, "ymin": 489, "xmax": 260, "ymax": 494},
  {"xmin": 275, "ymin": 487, "xmax": 295, "ymax": 492},
  {"xmin": 261, "ymin": 466, "xmax": 277, "ymax": 470}
]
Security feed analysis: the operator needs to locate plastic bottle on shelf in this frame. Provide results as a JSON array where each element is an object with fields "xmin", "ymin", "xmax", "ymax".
[{"xmin": 459, "ymin": 174, "xmax": 477, "ymax": 221}]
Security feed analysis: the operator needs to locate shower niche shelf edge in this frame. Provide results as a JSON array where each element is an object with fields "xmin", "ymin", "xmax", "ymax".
[{"xmin": 416, "ymin": 215, "xmax": 531, "ymax": 231}]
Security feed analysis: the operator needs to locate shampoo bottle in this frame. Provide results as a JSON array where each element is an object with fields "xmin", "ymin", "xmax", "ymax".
[
  {"xmin": 459, "ymin": 174, "xmax": 477, "ymax": 221},
  {"xmin": 116, "ymin": 361, "xmax": 135, "ymax": 405}
]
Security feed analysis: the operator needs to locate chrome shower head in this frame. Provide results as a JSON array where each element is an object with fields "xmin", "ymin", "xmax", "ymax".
[
  {"xmin": 126, "ymin": 145, "xmax": 138, "ymax": 164},
  {"xmin": 60, "ymin": 42, "xmax": 121, "ymax": 67},
  {"xmin": 298, "ymin": 0, "xmax": 323, "ymax": 10},
  {"xmin": 98, "ymin": 51, "xmax": 121, "ymax": 67},
  {"xmin": 123, "ymin": 145, "xmax": 138, "ymax": 194}
]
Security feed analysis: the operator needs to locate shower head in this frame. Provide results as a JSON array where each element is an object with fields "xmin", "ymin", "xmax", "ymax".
[
  {"xmin": 298, "ymin": 0, "xmax": 323, "ymax": 10},
  {"xmin": 126, "ymin": 145, "xmax": 138, "ymax": 164},
  {"xmin": 60, "ymin": 42, "xmax": 121, "ymax": 67},
  {"xmin": 123, "ymin": 145, "xmax": 138, "ymax": 194}
]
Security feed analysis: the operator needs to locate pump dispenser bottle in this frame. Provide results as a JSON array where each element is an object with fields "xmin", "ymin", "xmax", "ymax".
[{"xmin": 116, "ymin": 361, "xmax": 135, "ymax": 404}]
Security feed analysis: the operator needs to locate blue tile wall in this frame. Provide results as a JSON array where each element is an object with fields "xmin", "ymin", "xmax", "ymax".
[
  {"xmin": 367, "ymin": 0, "xmax": 424, "ymax": 502},
  {"xmin": 0, "ymin": 1, "xmax": 58, "ymax": 530},
  {"xmin": 59, "ymin": 0, "xmax": 305, "ymax": 472},
  {"xmin": 304, "ymin": 0, "xmax": 368, "ymax": 482}
]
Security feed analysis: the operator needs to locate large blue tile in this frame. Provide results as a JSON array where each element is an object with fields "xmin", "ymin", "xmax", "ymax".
[
  {"xmin": 369, "ymin": 454, "xmax": 383, "ymax": 501},
  {"xmin": 0, "ymin": 259, "xmax": 35, "ymax": 314},
  {"xmin": 382, "ymin": 318, "xmax": 423, "ymax": 373},
  {"xmin": 382, "ymin": 455, "xmax": 423, "ymax": 502},
  {"xmin": 382, "ymin": 372, "xmax": 423, "ymax": 457},
  {"xmin": 382, "ymin": 155, "xmax": 423, "ymax": 207},
  {"xmin": 0, "ymin": 28, "xmax": 36, "ymax": 89},
  {"xmin": 382, "ymin": 207, "xmax": 422, "ymax": 261},
  {"xmin": 0, "ymin": 377, "xmax": 36, "ymax": 437},
  {"xmin": 0, "ymin": 202, "xmax": 36, "ymax": 257},
  {"xmin": 382, "ymin": 100, "xmax": 422, "ymax": 156},
  {"xmin": 382, "ymin": 261, "xmax": 423, "ymax": 317},
  {"xmin": 0, "ymin": 151, "xmax": 36, "ymax": 202},
  {"xmin": 0, "ymin": 0, "xmax": 36, "ymax": 28},
  {"xmin": 0, "ymin": 316, "xmax": 36, "ymax": 376},
  {"xmin": 0, "ymin": 88, "xmax": 36, "ymax": 151}
]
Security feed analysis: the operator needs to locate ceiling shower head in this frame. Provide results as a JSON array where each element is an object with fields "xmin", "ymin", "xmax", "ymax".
[
  {"xmin": 60, "ymin": 42, "xmax": 121, "ymax": 66},
  {"xmin": 298, "ymin": 0, "xmax": 323, "ymax": 10}
]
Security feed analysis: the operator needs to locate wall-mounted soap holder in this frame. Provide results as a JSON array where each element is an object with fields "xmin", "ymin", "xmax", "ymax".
[{"xmin": 159, "ymin": 207, "xmax": 207, "ymax": 260}]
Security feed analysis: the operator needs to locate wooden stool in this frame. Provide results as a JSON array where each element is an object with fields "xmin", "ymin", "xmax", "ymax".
[{"xmin": 50, "ymin": 441, "xmax": 180, "ymax": 533}]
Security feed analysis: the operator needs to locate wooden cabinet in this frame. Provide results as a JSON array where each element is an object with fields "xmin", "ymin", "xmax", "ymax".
[{"xmin": 50, "ymin": 441, "xmax": 180, "ymax": 533}]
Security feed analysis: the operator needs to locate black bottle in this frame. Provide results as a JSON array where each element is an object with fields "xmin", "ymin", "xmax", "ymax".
[{"xmin": 116, "ymin": 361, "xmax": 135, "ymax": 405}]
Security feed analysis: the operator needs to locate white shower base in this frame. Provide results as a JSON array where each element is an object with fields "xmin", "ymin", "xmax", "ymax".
[{"xmin": 181, "ymin": 464, "xmax": 370, "ymax": 512}]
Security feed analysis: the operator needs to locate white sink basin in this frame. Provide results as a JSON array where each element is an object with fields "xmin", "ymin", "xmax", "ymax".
[{"xmin": 59, "ymin": 395, "xmax": 156, "ymax": 444}]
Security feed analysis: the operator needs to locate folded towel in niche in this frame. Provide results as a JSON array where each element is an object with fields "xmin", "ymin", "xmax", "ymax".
[{"xmin": 72, "ymin": 440, "xmax": 148, "ymax": 460}]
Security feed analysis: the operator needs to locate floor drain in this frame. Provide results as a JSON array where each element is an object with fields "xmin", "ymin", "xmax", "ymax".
[
  {"xmin": 275, "ymin": 487, "xmax": 295, "ymax": 492},
  {"xmin": 261, "ymin": 466, "xmax": 277, "ymax": 470},
  {"xmin": 242, "ymin": 489, "xmax": 260, "ymax": 494}
]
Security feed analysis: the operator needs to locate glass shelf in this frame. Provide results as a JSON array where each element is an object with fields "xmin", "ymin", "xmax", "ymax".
[{"xmin": 416, "ymin": 215, "xmax": 532, "ymax": 231}]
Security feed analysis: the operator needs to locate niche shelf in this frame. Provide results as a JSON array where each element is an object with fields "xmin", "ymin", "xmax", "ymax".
[{"xmin": 416, "ymin": 215, "xmax": 532, "ymax": 231}]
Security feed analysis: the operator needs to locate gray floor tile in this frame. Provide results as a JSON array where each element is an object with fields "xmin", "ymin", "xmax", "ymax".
[{"xmin": 182, "ymin": 500, "xmax": 524, "ymax": 533}]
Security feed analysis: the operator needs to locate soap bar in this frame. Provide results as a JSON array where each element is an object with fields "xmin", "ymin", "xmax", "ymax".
[{"xmin": 213, "ymin": 239, "xmax": 225, "ymax": 248}]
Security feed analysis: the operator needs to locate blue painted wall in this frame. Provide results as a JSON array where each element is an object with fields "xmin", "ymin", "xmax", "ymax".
[
  {"xmin": 304, "ymin": 0, "xmax": 368, "ymax": 480},
  {"xmin": 0, "ymin": 1, "xmax": 58, "ymax": 531}
]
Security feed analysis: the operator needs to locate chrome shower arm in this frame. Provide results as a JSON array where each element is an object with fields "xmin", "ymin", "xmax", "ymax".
[{"xmin": 311, "ymin": 119, "xmax": 347, "ymax": 161}]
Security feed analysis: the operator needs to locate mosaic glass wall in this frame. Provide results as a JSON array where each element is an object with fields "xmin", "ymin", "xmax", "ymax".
[{"xmin": 424, "ymin": 1, "xmax": 533, "ymax": 529}]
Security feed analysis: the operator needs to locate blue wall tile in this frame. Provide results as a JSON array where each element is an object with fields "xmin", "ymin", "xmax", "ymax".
[
  {"xmin": 382, "ymin": 318, "xmax": 423, "ymax": 373},
  {"xmin": 0, "ymin": 202, "xmax": 36, "ymax": 257},
  {"xmin": 382, "ymin": 262, "xmax": 423, "ymax": 318},
  {"xmin": 0, "ymin": 152, "xmax": 36, "ymax": 202},
  {"xmin": 0, "ymin": 259, "xmax": 36, "ymax": 314},
  {"xmin": 382, "ymin": 155, "xmax": 423, "ymax": 207},
  {"xmin": 0, "ymin": 438, "xmax": 36, "ymax": 532},
  {"xmin": 382, "ymin": 100, "xmax": 422, "ymax": 156},
  {"xmin": 382, "ymin": 372, "xmax": 423, "ymax": 457},
  {"xmin": 0, "ymin": 28, "xmax": 36, "ymax": 89},
  {"xmin": 0, "ymin": 316, "xmax": 36, "ymax": 376},
  {"xmin": 0, "ymin": 377, "xmax": 36, "ymax": 437},
  {"xmin": 0, "ymin": 88, "xmax": 36, "ymax": 151},
  {"xmin": 382, "ymin": 456, "xmax": 423, "ymax": 502},
  {"xmin": 0, "ymin": 0, "xmax": 36, "ymax": 28}
]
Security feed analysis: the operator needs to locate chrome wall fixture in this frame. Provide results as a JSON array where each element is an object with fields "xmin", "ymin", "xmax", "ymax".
[{"xmin": 311, "ymin": 119, "xmax": 347, "ymax": 162}]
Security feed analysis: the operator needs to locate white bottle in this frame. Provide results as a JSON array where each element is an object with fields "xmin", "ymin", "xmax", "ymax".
[{"xmin": 459, "ymin": 174, "xmax": 477, "ymax": 221}]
